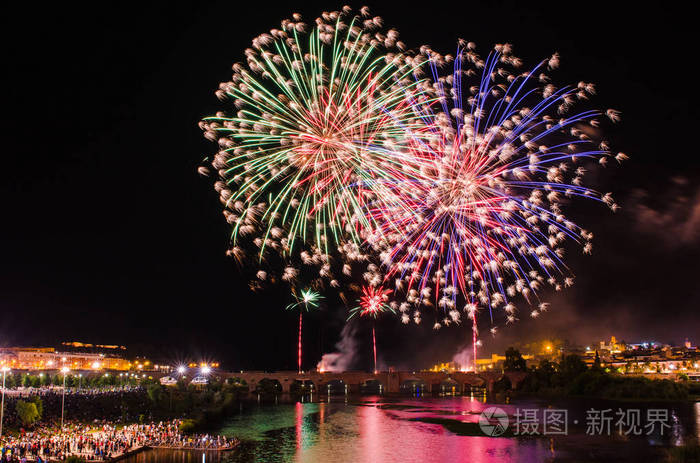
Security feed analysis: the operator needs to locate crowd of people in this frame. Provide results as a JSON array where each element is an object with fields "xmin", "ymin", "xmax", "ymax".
[
  {"xmin": 2, "ymin": 388, "xmax": 151, "ymax": 429},
  {"xmin": 0, "ymin": 420, "xmax": 238, "ymax": 461},
  {"xmin": 6, "ymin": 385, "xmax": 142, "ymax": 399}
]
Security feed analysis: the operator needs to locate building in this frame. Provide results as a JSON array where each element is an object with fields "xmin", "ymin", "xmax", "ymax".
[{"xmin": 0, "ymin": 346, "xmax": 135, "ymax": 371}]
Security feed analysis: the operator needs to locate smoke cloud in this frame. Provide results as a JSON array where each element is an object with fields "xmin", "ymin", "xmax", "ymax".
[
  {"xmin": 317, "ymin": 322, "xmax": 358, "ymax": 372},
  {"xmin": 451, "ymin": 345, "xmax": 473, "ymax": 371}
]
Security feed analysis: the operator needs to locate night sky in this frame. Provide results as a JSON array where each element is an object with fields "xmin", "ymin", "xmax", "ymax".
[{"xmin": 3, "ymin": 1, "xmax": 698, "ymax": 371}]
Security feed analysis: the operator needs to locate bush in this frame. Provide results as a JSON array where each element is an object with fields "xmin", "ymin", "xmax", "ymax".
[
  {"xmin": 492, "ymin": 376, "xmax": 512, "ymax": 393},
  {"xmin": 146, "ymin": 383, "xmax": 164, "ymax": 403},
  {"xmin": 503, "ymin": 348, "xmax": 527, "ymax": 371},
  {"xmin": 15, "ymin": 400, "xmax": 40, "ymax": 427},
  {"xmin": 179, "ymin": 419, "xmax": 196, "ymax": 433},
  {"xmin": 30, "ymin": 396, "xmax": 43, "ymax": 419}
]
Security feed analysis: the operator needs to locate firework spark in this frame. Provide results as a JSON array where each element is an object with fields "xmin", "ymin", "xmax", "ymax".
[
  {"xmin": 200, "ymin": 7, "xmax": 424, "ymax": 286},
  {"xmin": 200, "ymin": 10, "xmax": 623, "ymax": 363},
  {"xmin": 287, "ymin": 288, "xmax": 323, "ymax": 372},
  {"xmin": 349, "ymin": 285, "xmax": 394, "ymax": 372},
  {"xmin": 362, "ymin": 43, "xmax": 622, "ymax": 363}
]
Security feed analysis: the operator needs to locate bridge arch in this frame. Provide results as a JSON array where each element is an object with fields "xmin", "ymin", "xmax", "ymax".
[
  {"xmin": 290, "ymin": 379, "xmax": 316, "ymax": 394},
  {"xmin": 400, "ymin": 378, "xmax": 428, "ymax": 395},
  {"xmin": 254, "ymin": 377, "xmax": 283, "ymax": 394},
  {"xmin": 438, "ymin": 377, "xmax": 460, "ymax": 395},
  {"xmin": 359, "ymin": 378, "xmax": 384, "ymax": 394},
  {"xmin": 320, "ymin": 378, "xmax": 347, "ymax": 395}
]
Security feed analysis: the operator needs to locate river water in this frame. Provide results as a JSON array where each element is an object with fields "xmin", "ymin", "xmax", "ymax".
[{"xmin": 120, "ymin": 395, "xmax": 700, "ymax": 462}]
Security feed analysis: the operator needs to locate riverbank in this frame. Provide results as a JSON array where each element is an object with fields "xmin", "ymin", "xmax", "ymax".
[{"xmin": 0, "ymin": 420, "xmax": 238, "ymax": 462}]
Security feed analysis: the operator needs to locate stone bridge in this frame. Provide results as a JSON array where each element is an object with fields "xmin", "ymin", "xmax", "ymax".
[{"xmin": 218, "ymin": 370, "xmax": 527, "ymax": 394}]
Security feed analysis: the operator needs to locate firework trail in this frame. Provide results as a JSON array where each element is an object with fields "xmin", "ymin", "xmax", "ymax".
[
  {"xmin": 349, "ymin": 285, "xmax": 394, "ymax": 372},
  {"xmin": 363, "ymin": 42, "xmax": 623, "ymax": 364},
  {"xmin": 286, "ymin": 288, "xmax": 323, "ymax": 372}
]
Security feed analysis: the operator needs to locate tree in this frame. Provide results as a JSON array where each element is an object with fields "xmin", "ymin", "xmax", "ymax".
[
  {"xmin": 147, "ymin": 383, "xmax": 164, "ymax": 403},
  {"xmin": 15, "ymin": 400, "xmax": 40, "ymax": 427},
  {"xmin": 493, "ymin": 375, "xmax": 512, "ymax": 393},
  {"xmin": 4, "ymin": 374, "xmax": 16, "ymax": 389},
  {"xmin": 559, "ymin": 354, "xmax": 588, "ymax": 381},
  {"xmin": 30, "ymin": 396, "xmax": 43, "ymax": 419},
  {"xmin": 504, "ymin": 347, "xmax": 527, "ymax": 371}
]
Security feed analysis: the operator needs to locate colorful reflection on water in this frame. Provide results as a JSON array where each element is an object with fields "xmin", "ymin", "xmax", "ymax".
[{"xmin": 121, "ymin": 396, "xmax": 699, "ymax": 463}]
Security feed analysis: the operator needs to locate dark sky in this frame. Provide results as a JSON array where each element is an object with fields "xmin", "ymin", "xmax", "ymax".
[{"xmin": 3, "ymin": 1, "xmax": 698, "ymax": 371}]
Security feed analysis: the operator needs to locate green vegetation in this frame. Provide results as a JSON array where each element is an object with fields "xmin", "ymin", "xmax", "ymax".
[
  {"xmin": 517, "ymin": 353, "xmax": 689, "ymax": 400},
  {"xmin": 141, "ymin": 377, "xmax": 248, "ymax": 431},
  {"xmin": 503, "ymin": 348, "xmax": 527, "ymax": 371},
  {"xmin": 1, "ymin": 372, "xmax": 141, "ymax": 389},
  {"xmin": 15, "ymin": 400, "xmax": 40, "ymax": 426},
  {"xmin": 179, "ymin": 418, "xmax": 197, "ymax": 433},
  {"xmin": 30, "ymin": 395, "xmax": 44, "ymax": 418}
]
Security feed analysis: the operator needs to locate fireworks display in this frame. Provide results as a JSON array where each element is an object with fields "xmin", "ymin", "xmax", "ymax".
[
  {"xmin": 348, "ymin": 285, "xmax": 393, "ymax": 320},
  {"xmin": 361, "ymin": 43, "xmax": 621, "ymax": 365},
  {"xmin": 349, "ymin": 285, "xmax": 395, "ymax": 372},
  {"xmin": 199, "ymin": 6, "xmax": 423, "ymax": 289},
  {"xmin": 287, "ymin": 289, "xmax": 323, "ymax": 372},
  {"xmin": 201, "ymin": 7, "xmax": 624, "ymax": 369}
]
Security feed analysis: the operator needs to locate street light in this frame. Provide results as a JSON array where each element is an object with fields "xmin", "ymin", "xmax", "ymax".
[
  {"xmin": 0, "ymin": 367, "xmax": 10, "ymax": 440},
  {"xmin": 177, "ymin": 365, "xmax": 186, "ymax": 375},
  {"xmin": 201, "ymin": 365, "xmax": 212, "ymax": 375},
  {"xmin": 60, "ymin": 367, "xmax": 69, "ymax": 433}
]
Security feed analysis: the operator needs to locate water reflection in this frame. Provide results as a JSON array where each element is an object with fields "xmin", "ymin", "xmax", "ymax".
[{"xmin": 120, "ymin": 397, "xmax": 698, "ymax": 463}]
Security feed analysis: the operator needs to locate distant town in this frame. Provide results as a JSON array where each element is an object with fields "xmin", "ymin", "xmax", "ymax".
[
  {"xmin": 429, "ymin": 336, "xmax": 700, "ymax": 380},
  {"xmin": 1, "ymin": 337, "xmax": 698, "ymax": 383}
]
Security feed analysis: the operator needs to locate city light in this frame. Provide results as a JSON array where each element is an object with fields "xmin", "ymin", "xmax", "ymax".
[
  {"xmin": 0, "ymin": 367, "xmax": 10, "ymax": 439},
  {"xmin": 201, "ymin": 365, "xmax": 211, "ymax": 375},
  {"xmin": 177, "ymin": 365, "xmax": 186, "ymax": 375},
  {"xmin": 60, "ymin": 366, "xmax": 69, "ymax": 434}
]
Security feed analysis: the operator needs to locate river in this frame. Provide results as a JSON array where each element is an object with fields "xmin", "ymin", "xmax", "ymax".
[{"xmin": 120, "ymin": 395, "xmax": 700, "ymax": 462}]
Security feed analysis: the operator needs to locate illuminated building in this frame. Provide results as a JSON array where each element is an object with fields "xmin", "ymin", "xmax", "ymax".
[
  {"xmin": 427, "ymin": 362, "xmax": 458, "ymax": 373},
  {"xmin": 427, "ymin": 353, "xmax": 535, "ymax": 373},
  {"xmin": 0, "ymin": 347, "xmax": 140, "ymax": 371}
]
